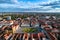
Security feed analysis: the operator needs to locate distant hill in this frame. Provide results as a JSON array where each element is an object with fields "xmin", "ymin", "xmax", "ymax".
[{"xmin": 0, "ymin": 12, "xmax": 60, "ymax": 15}]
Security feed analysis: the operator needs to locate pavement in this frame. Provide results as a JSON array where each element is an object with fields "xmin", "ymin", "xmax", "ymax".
[{"xmin": 15, "ymin": 27, "xmax": 23, "ymax": 33}]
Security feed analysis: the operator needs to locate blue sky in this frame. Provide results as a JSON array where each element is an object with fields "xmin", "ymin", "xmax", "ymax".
[{"xmin": 0, "ymin": 0, "xmax": 60, "ymax": 12}]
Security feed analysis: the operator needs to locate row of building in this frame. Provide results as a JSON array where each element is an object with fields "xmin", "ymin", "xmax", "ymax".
[{"xmin": 0, "ymin": 15, "xmax": 60, "ymax": 40}]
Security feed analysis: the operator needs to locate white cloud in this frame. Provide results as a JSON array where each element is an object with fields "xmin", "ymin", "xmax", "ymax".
[
  {"xmin": 0, "ymin": 0, "xmax": 60, "ymax": 12},
  {"xmin": 0, "ymin": 0, "xmax": 60, "ymax": 8},
  {"xmin": 11, "ymin": 0, "xmax": 19, "ymax": 4}
]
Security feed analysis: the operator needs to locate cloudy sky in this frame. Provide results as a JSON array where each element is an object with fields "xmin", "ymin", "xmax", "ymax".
[{"xmin": 0, "ymin": 0, "xmax": 60, "ymax": 12}]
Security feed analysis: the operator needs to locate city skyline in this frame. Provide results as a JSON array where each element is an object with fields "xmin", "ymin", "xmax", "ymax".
[{"xmin": 0, "ymin": 0, "xmax": 60, "ymax": 12}]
